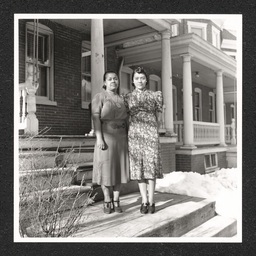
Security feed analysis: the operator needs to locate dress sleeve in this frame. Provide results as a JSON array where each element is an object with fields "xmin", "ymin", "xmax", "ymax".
[
  {"xmin": 154, "ymin": 91, "xmax": 163, "ymax": 112},
  {"xmin": 91, "ymin": 92, "xmax": 104, "ymax": 117},
  {"xmin": 120, "ymin": 93, "xmax": 130, "ymax": 113}
]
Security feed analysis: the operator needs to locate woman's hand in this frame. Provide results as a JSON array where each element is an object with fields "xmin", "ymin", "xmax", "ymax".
[{"xmin": 97, "ymin": 137, "xmax": 106, "ymax": 150}]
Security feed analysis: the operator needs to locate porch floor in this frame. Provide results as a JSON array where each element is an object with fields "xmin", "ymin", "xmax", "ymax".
[{"xmin": 72, "ymin": 191, "xmax": 236, "ymax": 238}]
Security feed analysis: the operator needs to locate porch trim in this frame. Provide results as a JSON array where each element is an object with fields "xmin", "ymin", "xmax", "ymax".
[{"xmin": 176, "ymin": 146, "xmax": 227, "ymax": 155}]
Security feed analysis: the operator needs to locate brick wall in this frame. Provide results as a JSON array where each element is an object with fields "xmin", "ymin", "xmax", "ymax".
[
  {"xmin": 19, "ymin": 19, "xmax": 91, "ymax": 135},
  {"xmin": 218, "ymin": 151, "xmax": 227, "ymax": 169},
  {"xmin": 160, "ymin": 142, "xmax": 176, "ymax": 173},
  {"xmin": 176, "ymin": 150, "xmax": 227, "ymax": 174}
]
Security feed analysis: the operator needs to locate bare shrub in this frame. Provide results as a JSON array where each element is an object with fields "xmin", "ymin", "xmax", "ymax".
[{"xmin": 19, "ymin": 135, "xmax": 96, "ymax": 237}]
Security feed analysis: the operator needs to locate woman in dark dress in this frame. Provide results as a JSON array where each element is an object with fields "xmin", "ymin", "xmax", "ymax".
[
  {"xmin": 123, "ymin": 67, "xmax": 163, "ymax": 214},
  {"xmin": 91, "ymin": 71, "xmax": 130, "ymax": 214}
]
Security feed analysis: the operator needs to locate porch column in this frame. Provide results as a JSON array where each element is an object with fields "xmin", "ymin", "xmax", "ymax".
[
  {"xmin": 181, "ymin": 54, "xmax": 196, "ymax": 148},
  {"xmin": 161, "ymin": 30, "xmax": 174, "ymax": 135},
  {"xmin": 24, "ymin": 64, "xmax": 39, "ymax": 136},
  {"xmin": 89, "ymin": 19, "xmax": 105, "ymax": 135},
  {"xmin": 216, "ymin": 70, "xmax": 227, "ymax": 146}
]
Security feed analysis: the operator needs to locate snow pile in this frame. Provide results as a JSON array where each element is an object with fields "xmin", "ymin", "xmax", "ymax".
[{"xmin": 155, "ymin": 168, "xmax": 240, "ymax": 219}]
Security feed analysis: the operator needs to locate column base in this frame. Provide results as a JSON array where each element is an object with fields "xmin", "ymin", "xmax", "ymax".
[{"xmin": 180, "ymin": 144, "xmax": 197, "ymax": 149}]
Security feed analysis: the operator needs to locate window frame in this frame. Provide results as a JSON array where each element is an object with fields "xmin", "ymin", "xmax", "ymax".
[
  {"xmin": 212, "ymin": 26, "xmax": 220, "ymax": 49},
  {"xmin": 149, "ymin": 74, "xmax": 161, "ymax": 92},
  {"xmin": 204, "ymin": 153, "xmax": 218, "ymax": 172},
  {"xmin": 209, "ymin": 92, "xmax": 215, "ymax": 123},
  {"xmin": 173, "ymin": 85, "xmax": 178, "ymax": 121},
  {"xmin": 81, "ymin": 41, "xmax": 92, "ymax": 109},
  {"xmin": 25, "ymin": 22, "xmax": 56, "ymax": 106},
  {"xmin": 120, "ymin": 66, "xmax": 133, "ymax": 95},
  {"xmin": 187, "ymin": 21, "xmax": 207, "ymax": 40},
  {"xmin": 194, "ymin": 88, "xmax": 202, "ymax": 121},
  {"xmin": 171, "ymin": 24, "xmax": 179, "ymax": 37}
]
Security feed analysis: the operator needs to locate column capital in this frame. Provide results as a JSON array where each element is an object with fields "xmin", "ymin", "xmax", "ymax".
[
  {"xmin": 161, "ymin": 30, "xmax": 171, "ymax": 39},
  {"xmin": 215, "ymin": 70, "xmax": 223, "ymax": 76},
  {"xmin": 181, "ymin": 54, "xmax": 192, "ymax": 62}
]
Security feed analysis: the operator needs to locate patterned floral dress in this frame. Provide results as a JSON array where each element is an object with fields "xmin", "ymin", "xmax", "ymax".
[{"xmin": 123, "ymin": 89, "xmax": 163, "ymax": 180}]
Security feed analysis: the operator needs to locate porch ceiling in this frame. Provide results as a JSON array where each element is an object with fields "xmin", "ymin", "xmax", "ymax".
[
  {"xmin": 51, "ymin": 19, "xmax": 147, "ymax": 36},
  {"xmin": 52, "ymin": 19, "xmax": 236, "ymax": 97},
  {"xmin": 117, "ymin": 33, "xmax": 236, "ymax": 91}
]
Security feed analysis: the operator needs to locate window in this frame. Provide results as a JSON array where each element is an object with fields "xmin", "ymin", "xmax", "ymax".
[
  {"xmin": 212, "ymin": 26, "xmax": 220, "ymax": 48},
  {"xmin": 194, "ymin": 88, "xmax": 202, "ymax": 121},
  {"xmin": 26, "ymin": 22, "xmax": 55, "ymax": 105},
  {"xmin": 187, "ymin": 21, "xmax": 207, "ymax": 40},
  {"xmin": 224, "ymin": 103, "xmax": 226, "ymax": 124},
  {"xmin": 149, "ymin": 74, "xmax": 161, "ymax": 92},
  {"xmin": 81, "ymin": 41, "xmax": 91, "ymax": 109},
  {"xmin": 120, "ymin": 66, "xmax": 133, "ymax": 95},
  {"xmin": 209, "ymin": 92, "xmax": 215, "ymax": 122},
  {"xmin": 171, "ymin": 24, "xmax": 179, "ymax": 37},
  {"xmin": 231, "ymin": 104, "xmax": 235, "ymax": 121},
  {"xmin": 173, "ymin": 85, "xmax": 177, "ymax": 121},
  {"xmin": 204, "ymin": 153, "xmax": 218, "ymax": 172}
]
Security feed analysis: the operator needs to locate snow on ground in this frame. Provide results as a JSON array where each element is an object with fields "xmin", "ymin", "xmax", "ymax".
[{"xmin": 155, "ymin": 168, "xmax": 240, "ymax": 219}]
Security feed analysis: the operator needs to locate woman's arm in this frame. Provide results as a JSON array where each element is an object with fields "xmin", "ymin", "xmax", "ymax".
[{"xmin": 92, "ymin": 113, "xmax": 105, "ymax": 150}]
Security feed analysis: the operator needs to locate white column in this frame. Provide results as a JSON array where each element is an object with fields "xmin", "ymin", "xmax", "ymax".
[
  {"xmin": 216, "ymin": 70, "xmax": 227, "ymax": 146},
  {"xmin": 91, "ymin": 19, "xmax": 105, "ymax": 97},
  {"xmin": 161, "ymin": 30, "xmax": 174, "ymax": 135},
  {"xmin": 89, "ymin": 19, "xmax": 105, "ymax": 136},
  {"xmin": 181, "ymin": 54, "xmax": 196, "ymax": 148},
  {"xmin": 24, "ymin": 64, "xmax": 39, "ymax": 136},
  {"xmin": 24, "ymin": 88, "xmax": 38, "ymax": 135}
]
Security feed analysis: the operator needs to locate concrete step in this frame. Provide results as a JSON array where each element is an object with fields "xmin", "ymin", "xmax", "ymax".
[
  {"xmin": 19, "ymin": 150, "xmax": 94, "ymax": 170},
  {"xmin": 19, "ymin": 135, "xmax": 96, "ymax": 170},
  {"xmin": 181, "ymin": 215, "xmax": 237, "ymax": 237},
  {"xmin": 19, "ymin": 162, "xmax": 94, "ymax": 190},
  {"xmin": 73, "ymin": 192, "xmax": 216, "ymax": 237}
]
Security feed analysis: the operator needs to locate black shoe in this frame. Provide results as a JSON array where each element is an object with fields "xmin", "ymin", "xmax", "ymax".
[
  {"xmin": 140, "ymin": 203, "xmax": 148, "ymax": 214},
  {"xmin": 148, "ymin": 203, "xmax": 155, "ymax": 214},
  {"xmin": 103, "ymin": 202, "xmax": 111, "ymax": 214},
  {"xmin": 113, "ymin": 200, "xmax": 123, "ymax": 213}
]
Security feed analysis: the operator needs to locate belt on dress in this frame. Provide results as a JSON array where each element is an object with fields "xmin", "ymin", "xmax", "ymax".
[{"xmin": 103, "ymin": 121, "xmax": 126, "ymax": 129}]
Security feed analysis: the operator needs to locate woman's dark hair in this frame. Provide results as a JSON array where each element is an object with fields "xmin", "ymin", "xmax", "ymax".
[
  {"xmin": 131, "ymin": 67, "xmax": 148, "ymax": 87},
  {"xmin": 102, "ymin": 70, "xmax": 118, "ymax": 90}
]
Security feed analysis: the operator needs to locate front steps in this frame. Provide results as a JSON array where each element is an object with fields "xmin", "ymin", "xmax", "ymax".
[
  {"xmin": 19, "ymin": 135, "xmax": 237, "ymax": 238},
  {"xmin": 73, "ymin": 192, "xmax": 237, "ymax": 238},
  {"xmin": 181, "ymin": 215, "xmax": 237, "ymax": 237}
]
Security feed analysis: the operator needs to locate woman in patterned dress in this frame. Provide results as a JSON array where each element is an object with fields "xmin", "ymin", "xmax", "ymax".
[
  {"xmin": 123, "ymin": 67, "xmax": 163, "ymax": 214},
  {"xmin": 91, "ymin": 71, "xmax": 130, "ymax": 214}
]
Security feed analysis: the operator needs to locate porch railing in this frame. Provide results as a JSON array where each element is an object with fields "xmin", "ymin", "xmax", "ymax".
[
  {"xmin": 193, "ymin": 121, "xmax": 220, "ymax": 145},
  {"xmin": 173, "ymin": 121, "xmax": 220, "ymax": 145},
  {"xmin": 173, "ymin": 120, "xmax": 236, "ymax": 145},
  {"xmin": 225, "ymin": 119, "xmax": 236, "ymax": 145},
  {"xmin": 19, "ymin": 86, "xmax": 27, "ymax": 130}
]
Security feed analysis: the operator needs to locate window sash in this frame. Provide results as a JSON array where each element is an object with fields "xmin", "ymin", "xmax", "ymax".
[{"xmin": 25, "ymin": 22, "xmax": 53, "ymax": 102}]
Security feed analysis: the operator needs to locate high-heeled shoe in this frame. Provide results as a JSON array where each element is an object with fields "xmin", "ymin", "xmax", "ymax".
[
  {"xmin": 148, "ymin": 203, "xmax": 155, "ymax": 214},
  {"xmin": 140, "ymin": 203, "xmax": 148, "ymax": 214},
  {"xmin": 112, "ymin": 200, "xmax": 123, "ymax": 213},
  {"xmin": 103, "ymin": 201, "xmax": 111, "ymax": 214}
]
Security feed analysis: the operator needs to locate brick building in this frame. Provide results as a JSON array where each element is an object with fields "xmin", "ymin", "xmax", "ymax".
[{"xmin": 17, "ymin": 16, "xmax": 238, "ymax": 174}]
